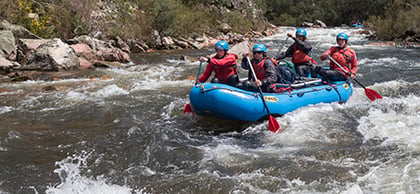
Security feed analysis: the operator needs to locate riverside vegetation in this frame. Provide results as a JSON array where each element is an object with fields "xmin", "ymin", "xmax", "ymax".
[{"xmin": 1, "ymin": 0, "xmax": 419, "ymax": 44}]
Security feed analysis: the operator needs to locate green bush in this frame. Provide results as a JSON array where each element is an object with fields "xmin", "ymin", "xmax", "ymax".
[
  {"xmin": 225, "ymin": 10, "xmax": 255, "ymax": 33},
  {"xmin": 1, "ymin": 0, "xmax": 418, "ymax": 43},
  {"xmin": 366, "ymin": 0, "xmax": 420, "ymax": 41}
]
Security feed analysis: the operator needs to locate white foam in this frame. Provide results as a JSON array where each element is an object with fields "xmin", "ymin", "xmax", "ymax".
[
  {"xmin": 356, "ymin": 157, "xmax": 420, "ymax": 193},
  {"xmin": 358, "ymin": 57, "xmax": 402, "ymax": 67},
  {"xmin": 94, "ymin": 84, "xmax": 129, "ymax": 98},
  {"xmin": 357, "ymin": 94, "xmax": 420, "ymax": 149},
  {"xmin": 263, "ymin": 103, "xmax": 350, "ymax": 147},
  {"xmin": 46, "ymin": 152, "xmax": 138, "ymax": 194},
  {"xmin": 62, "ymin": 91, "xmax": 92, "ymax": 106},
  {"xmin": 0, "ymin": 106, "xmax": 13, "ymax": 114}
]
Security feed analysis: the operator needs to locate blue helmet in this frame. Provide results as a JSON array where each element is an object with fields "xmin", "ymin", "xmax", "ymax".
[
  {"xmin": 336, "ymin": 32, "xmax": 349, "ymax": 41},
  {"xmin": 296, "ymin": 28, "xmax": 307, "ymax": 37},
  {"xmin": 215, "ymin": 40, "xmax": 229, "ymax": 51},
  {"xmin": 252, "ymin": 43, "xmax": 267, "ymax": 52}
]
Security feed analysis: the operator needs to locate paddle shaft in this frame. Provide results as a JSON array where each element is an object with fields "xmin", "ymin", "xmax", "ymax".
[
  {"xmin": 327, "ymin": 55, "xmax": 365, "ymax": 88},
  {"xmin": 327, "ymin": 55, "xmax": 382, "ymax": 101},
  {"xmin": 246, "ymin": 57, "xmax": 271, "ymax": 115},
  {"xmin": 184, "ymin": 61, "xmax": 204, "ymax": 114},
  {"xmin": 277, "ymin": 37, "xmax": 289, "ymax": 56},
  {"xmin": 195, "ymin": 61, "xmax": 203, "ymax": 85}
]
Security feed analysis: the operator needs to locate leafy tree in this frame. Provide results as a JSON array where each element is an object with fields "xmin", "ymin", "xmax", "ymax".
[{"xmin": 366, "ymin": 0, "xmax": 420, "ymax": 40}]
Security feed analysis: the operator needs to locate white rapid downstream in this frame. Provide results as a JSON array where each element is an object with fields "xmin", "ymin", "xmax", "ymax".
[{"xmin": 0, "ymin": 27, "xmax": 419, "ymax": 193}]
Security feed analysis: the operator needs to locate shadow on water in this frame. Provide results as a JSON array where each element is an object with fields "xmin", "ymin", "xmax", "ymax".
[{"xmin": 182, "ymin": 115, "xmax": 254, "ymax": 135}]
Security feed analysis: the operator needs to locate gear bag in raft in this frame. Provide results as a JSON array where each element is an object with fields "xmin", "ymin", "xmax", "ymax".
[{"xmin": 275, "ymin": 61, "xmax": 299, "ymax": 84}]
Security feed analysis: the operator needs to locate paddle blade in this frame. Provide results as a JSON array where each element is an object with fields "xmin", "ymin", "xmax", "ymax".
[
  {"xmin": 183, "ymin": 104, "xmax": 193, "ymax": 114},
  {"xmin": 268, "ymin": 115, "xmax": 281, "ymax": 133},
  {"xmin": 365, "ymin": 88, "xmax": 383, "ymax": 101}
]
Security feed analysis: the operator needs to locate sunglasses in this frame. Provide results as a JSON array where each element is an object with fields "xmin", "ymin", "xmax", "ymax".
[{"xmin": 253, "ymin": 51, "xmax": 264, "ymax": 54}]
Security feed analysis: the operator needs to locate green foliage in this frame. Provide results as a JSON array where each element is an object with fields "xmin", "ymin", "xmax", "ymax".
[
  {"xmin": 0, "ymin": 0, "xmax": 56, "ymax": 38},
  {"xmin": 366, "ymin": 0, "xmax": 420, "ymax": 41},
  {"xmin": 105, "ymin": 0, "xmax": 154, "ymax": 40},
  {"xmin": 261, "ymin": 0, "xmax": 394, "ymax": 26},
  {"xmin": 0, "ymin": 0, "xmax": 98, "ymax": 39},
  {"xmin": 150, "ymin": 0, "xmax": 213, "ymax": 37},
  {"xmin": 225, "ymin": 10, "xmax": 254, "ymax": 33},
  {"xmin": 1, "ymin": 0, "xmax": 416, "ymax": 43}
]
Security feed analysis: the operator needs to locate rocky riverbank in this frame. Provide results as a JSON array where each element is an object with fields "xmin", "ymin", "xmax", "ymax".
[
  {"xmin": 0, "ymin": 19, "xmax": 278, "ymax": 83},
  {"xmin": 2, "ymin": 18, "xmax": 418, "ymax": 84}
]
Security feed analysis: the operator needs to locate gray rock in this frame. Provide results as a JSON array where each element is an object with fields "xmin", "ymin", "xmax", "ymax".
[
  {"xmin": 24, "ymin": 38, "xmax": 79, "ymax": 71},
  {"xmin": 16, "ymin": 39, "xmax": 49, "ymax": 65},
  {"xmin": 0, "ymin": 31, "xmax": 16, "ymax": 60},
  {"xmin": 219, "ymin": 23, "xmax": 232, "ymax": 34},
  {"xmin": 0, "ymin": 19, "xmax": 40, "ymax": 39},
  {"xmin": 314, "ymin": 20, "xmax": 327, "ymax": 28}
]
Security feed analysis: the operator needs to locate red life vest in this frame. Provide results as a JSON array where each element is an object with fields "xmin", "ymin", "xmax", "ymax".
[
  {"xmin": 252, "ymin": 57, "xmax": 272, "ymax": 80},
  {"xmin": 291, "ymin": 43, "xmax": 311, "ymax": 64},
  {"xmin": 210, "ymin": 53, "xmax": 238, "ymax": 83},
  {"xmin": 330, "ymin": 47, "xmax": 353, "ymax": 75}
]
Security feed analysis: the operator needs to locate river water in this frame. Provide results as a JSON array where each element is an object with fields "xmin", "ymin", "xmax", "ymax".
[{"xmin": 0, "ymin": 27, "xmax": 419, "ymax": 193}]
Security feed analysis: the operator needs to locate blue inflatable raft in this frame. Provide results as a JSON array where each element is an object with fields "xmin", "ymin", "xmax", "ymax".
[
  {"xmin": 188, "ymin": 79, "xmax": 353, "ymax": 121},
  {"xmin": 351, "ymin": 24, "xmax": 363, "ymax": 28}
]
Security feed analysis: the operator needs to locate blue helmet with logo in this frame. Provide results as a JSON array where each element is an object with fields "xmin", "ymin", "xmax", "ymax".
[
  {"xmin": 296, "ymin": 28, "xmax": 307, "ymax": 37},
  {"xmin": 215, "ymin": 40, "xmax": 229, "ymax": 51},
  {"xmin": 252, "ymin": 43, "xmax": 267, "ymax": 52},
  {"xmin": 336, "ymin": 32, "xmax": 349, "ymax": 41}
]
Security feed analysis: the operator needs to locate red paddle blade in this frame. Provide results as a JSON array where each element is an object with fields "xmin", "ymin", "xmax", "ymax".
[
  {"xmin": 365, "ymin": 88, "xmax": 383, "ymax": 101},
  {"xmin": 268, "ymin": 116, "xmax": 281, "ymax": 133},
  {"xmin": 183, "ymin": 104, "xmax": 193, "ymax": 114}
]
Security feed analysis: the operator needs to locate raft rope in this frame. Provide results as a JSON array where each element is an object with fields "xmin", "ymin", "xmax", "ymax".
[
  {"xmin": 325, "ymin": 82, "xmax": 343, "ymax": 102},
  {"xmin": 199, "ymin": 82, "xmax": 346, "ymax": 100}
]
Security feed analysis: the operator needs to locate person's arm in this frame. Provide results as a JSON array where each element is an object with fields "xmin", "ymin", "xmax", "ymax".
[
  {"xmin": 295, "ymin": 38, "xmax": 312, "ymax": 54},
  {"xmin": 276, "ymin": 45, "xmax": 294, "ymax": 60},
  {"xmin": 262, "ymin": 60, "xmax": 277, "ymax": 84},
  {"xmin": 241, "ymin": 57, "xmax": 250, "ymax": 70},
  {"xmin": 349, "ymin": 51, "xmax": 358, "ymax": 79},
  {"xmin": 198, "ymin": 63, "xmax": 213, "ymax": 83},
  {"xmin": 320, "ymin": 47, "xmax": 334, "ymax": 61}
]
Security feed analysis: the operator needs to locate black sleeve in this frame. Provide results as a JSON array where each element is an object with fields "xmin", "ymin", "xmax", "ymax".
[
  {"xmin": 276, "ymin": 44, "xmax": 294, "ymax": 60},
  {"xmin": 241, "ymin": 57, "xmax": 250, "ymax": 70},
  {"xmin": 262, "ymin": 59, "xmax": 277, "ymax": 84},
  {"xmin": 294, "ymin": 38, "xmax": 312, "ymax": 54}
]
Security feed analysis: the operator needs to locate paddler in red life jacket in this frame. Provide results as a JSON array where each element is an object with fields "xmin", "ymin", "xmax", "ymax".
[
  {"xmin": 316, "ymin": 32, "xmax": 358, "ymax": 81},
  {"xmin": 198, "ymin": 40, "xmax": 239, "ymax": 86},
  {"xmin": 276, "ymin": 28, "xmax": 317, "ymax": 78},
  {"xmin": 240, "ymin": 43, "xmax": 277, "ymax": 93}
]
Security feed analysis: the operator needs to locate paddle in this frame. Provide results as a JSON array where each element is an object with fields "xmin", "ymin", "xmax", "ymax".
[
  {"xmin": 246, "ymin": 57, "xmax": 281, "ymax": 133},
  {"xmin": 184, "ymin": 61, "xmax": 203, "ymax": 114},
  {"xmin": 327, "ymin": 55, "xmax": 382, "ymax": 101},
  {"xmin": 276, "ymin": 37, "xmax": 289, "ymax": 56}
]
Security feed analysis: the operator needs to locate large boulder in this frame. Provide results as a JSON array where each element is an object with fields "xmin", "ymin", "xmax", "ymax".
[
  {"xmin": 23, "ymin": 38, "xmax": 79, "ymax": 71},
  {"xmin": 229, "ymin": 40, "xmax": 251, "ymax": 61},
  {"xmin": 0, "ymin": 20, "xmax": 40, "ymax": 39},
  {"xmin": 68, "ymin": 35, "xmax": 113, "ymax": 52},
  {"xmin": 96, "ymin": 48, "xmax": 130, "ymax": 63},
  {"xmin": 0, "ymin": 30, "xmax": 16, "ymax": 60},
  {"xmin": 70, "ymin": 43, "xmax": 96, "ymax": 69},
  {"xmin": 16, "ymin": 39, "xmax": 49, "ymax": 65},
  {"xmin": 68, "ymin": 35, "xmax": 131, "ymax": 63},
  {"xmin": 0, "ymin": 56, "xmax": 20, "ymax": 74},
  {"xmin": 314, "ymin": 20, "xmax": 327, "ymax": 28},
  {"xmin": 127, "ymin": 39, "xmax": 149, "ymax": 53}
]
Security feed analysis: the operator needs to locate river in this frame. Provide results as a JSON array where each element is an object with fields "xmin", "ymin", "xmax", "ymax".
[{"xmin": 0, "ymin": 27, "xmax": 419, "ymax": 193}]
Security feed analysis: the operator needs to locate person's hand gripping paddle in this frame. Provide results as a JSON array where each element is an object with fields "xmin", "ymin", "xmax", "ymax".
[
  {"xmin": 327, "ymin": 55, "xmax": 382, "ymax": 101},
  {"xmin": 247, "ymin": 57, "xmax": 281, "ymax": 133}
]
